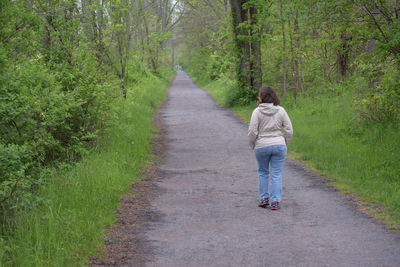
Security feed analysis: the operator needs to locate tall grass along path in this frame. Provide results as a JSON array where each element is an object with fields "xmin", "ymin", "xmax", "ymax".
[{"xmin": 95, "ymin": 72, "xmax": 400, "ymax": 266}]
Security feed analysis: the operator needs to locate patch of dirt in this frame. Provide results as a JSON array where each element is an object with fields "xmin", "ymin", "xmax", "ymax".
[{"xmin": 90, "ymin": 109, "xmax": 167, "ymax": 266}]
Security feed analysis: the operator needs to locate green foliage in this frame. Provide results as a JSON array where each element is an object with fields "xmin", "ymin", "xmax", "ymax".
[
  {"xmin": 0, "ymin": 49, "xmax": 116, "ymax": 215},
  {"xmin": 0, "ymin": 0, "xmax": 176, "ymax": 264},
  {"xmin": 355, "ymin": 65, "xmax": 400, "ymax": 123},
  {"xmin": 180, "ymin": 0, "xmax": 400, "ymax": 123},
  {"xmin": 1, "ymin": 0, "xmax": 175, "ymax": 217},
  {"xmin": 225, "ymin": 84, "xmax": 257, "ymax": 107},
  {"xmin": 0, "ymin": 144, "xmax": 31, "ymax": 212},
  {"xmin": 0, "ymin": 69, "xmax": 174, "ymax": 266}
]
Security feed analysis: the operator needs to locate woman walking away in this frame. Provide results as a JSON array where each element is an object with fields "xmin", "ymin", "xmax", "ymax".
[{"xmin": 248, "ymin": 86, "xmax": 293, "ymax": 210}]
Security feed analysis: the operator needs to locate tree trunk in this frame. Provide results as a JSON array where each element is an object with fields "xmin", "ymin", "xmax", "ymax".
[
  {"xmin": 288, "ymin": 12, "xmax": 298, "ymax": 98},
  {"xmin": 249, "ymin": 5, "xmax": 262, "ymax": 90},
  {"xmin": 338, "ymin": 30, "xmax": 351, "ymax": 81},
  {"xmin": 42, "ymin": 0, "xmax": 51, "ymax": 61},
  {"xmin": 171, "ymin": 31, "xmax": 175, "ymax": 70},
  {"xmin": 229, "ymin": 0, "xmax": 262, "ymax": 95},
  {"xmin": 280, "ymin": 1, "xmax": 287, "ymax": 98},
  {"xmin": 80, "ymin": 0, "xmax": 91, "ymax": 40},
  {"xmin": 299, "ymin": 54, "xmax": 306, "ymax": 92},
  {"xmin": 143, "ymin": 13, "xmax": 158, "ymax": 73},
  {"xmin": 293, "ymin": 9, "xmax": 301, "ymax": 93},
  {"xmin": 294, "ymin": 9, "xmax": 306, "ymax": 92},
  {"xmin": 117, "ymin": 37, "xmax": 127, "ymax": 99},
  {"xmin": 138, "ymin": 0, "xmax": 146, "ymax": 64}
]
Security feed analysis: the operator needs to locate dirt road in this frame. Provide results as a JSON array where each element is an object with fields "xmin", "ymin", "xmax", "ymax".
[{"xmin": 93, "ymin": 72, "xmax": 400, "ymax": 266}]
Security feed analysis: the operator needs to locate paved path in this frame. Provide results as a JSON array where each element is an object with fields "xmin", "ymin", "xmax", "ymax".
[{"xmin": 145, "ymin": 72, "xmax": 400, "ymax": 266}]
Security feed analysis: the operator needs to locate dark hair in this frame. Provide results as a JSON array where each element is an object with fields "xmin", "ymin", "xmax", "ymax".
[{"xmin": 258, "ymin": 86, "xmax": 280, "ymax": 106}]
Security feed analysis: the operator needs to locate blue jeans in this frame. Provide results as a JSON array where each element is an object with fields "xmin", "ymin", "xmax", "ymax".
[{"xmin": 254, "ymin": 145, "xmax": 287, "ymax": 202}]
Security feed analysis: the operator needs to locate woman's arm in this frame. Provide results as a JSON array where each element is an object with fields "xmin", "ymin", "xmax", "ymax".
[
  {"xmin": 282, "ymin": 109, "xmax": 293, "ymax": 145},
  {"xmin": 248, "ymin": 109, "xmax": 259, "ymax": 149}
]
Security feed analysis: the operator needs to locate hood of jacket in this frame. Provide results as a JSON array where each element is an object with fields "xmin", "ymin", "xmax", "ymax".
[{"xmin": 258, "ymin": 103, "xmax": 280, "ymax": 116}]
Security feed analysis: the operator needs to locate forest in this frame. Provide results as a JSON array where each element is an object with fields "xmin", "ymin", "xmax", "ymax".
[
  {"xmin": 180, "ymin": 0, "xmax": 399, "ymax": 113},
  {"xmin": 1, "ymin": 0, "xmax": 399, "ymax": 265},
  {"xmin": 1, "ymin": 0, "xmax": 181, "ymax": 214}
]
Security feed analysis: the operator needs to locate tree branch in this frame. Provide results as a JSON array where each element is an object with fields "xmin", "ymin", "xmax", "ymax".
[
  {"xmin": 166, "ymin": 10, "xmax": 185, "ymax": 32},
  {"xmin": 0, "ymin": 176, "xmax": 23, "ymax": 207},
  {"xmin": 374, "ymin": 2, "xmax": 393, "ymax": 24},
  {"xmin": 354, "ymin": 0, "xmax": 390, "ymax": 43},
  {"xmin": 3, "ymin": 24, "xmax": 26, "ymax": 43},
  {"xmin": 10, "ymin": 119, "xmax": 22, "ymax": 138},
  {"xmin": 166, "ymin": 1, "xmax": 180, "ymax": 29},
  {"xmin": 204, "ymin": 0, "xmax": 223, "ymax": 18}
]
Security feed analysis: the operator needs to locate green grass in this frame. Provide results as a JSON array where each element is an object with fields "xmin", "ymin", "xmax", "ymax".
[
  {"xmin": 194, "ymin": 75, "xmax": 400, "ymax": 228},
  {"xmin": 0, "ymin": 71, "xmax": 175, "ymax": 266}
]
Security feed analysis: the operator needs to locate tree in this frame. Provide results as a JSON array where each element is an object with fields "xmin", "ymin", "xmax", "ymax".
[
  {"xmin": 279, "ymin": 0, "xmax": 287, "ymax": 98},
  {"xmin": 229, "ymin": 0, "xmax": 262, "ymax": 95}
]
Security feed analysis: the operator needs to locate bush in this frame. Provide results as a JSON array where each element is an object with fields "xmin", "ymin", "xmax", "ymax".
[
  {"xmin": 226, "ymin": 84, "xmax": 257, "ymax": 107},
  {"xmin": 0, "ymin": 144, "xmax": 31, "ymax": 214},
  {"xmin": 0, "ymin": 68, "xmax": 175, "ymax": 266},
  {"xmin": 0, "ymin": 55, "xmax": 116, "ymax": 216},
  {"xmin": 356, "ymin": 69, "xmax": 400, "ymax": 123}
]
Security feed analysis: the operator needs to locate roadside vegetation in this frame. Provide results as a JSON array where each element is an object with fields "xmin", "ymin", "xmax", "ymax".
[
  {"xmin": 176, "ymin": 0, "xmax": 400, "ymax": 227},
  {"xmin": 0, "ymin": 72, "xmax": 173, "ymax": 265},
  {"xmin": 1, "ymin": 0, "xmax": 178, "ymax": 265}
]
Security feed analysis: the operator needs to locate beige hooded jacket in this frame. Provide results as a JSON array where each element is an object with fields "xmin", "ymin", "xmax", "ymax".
[{"xmin": 248, "ymin": 103, "xmax": 293, "ymax": 150}]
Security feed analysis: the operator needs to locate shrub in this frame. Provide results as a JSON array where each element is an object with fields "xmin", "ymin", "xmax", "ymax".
[
  {"xmin": 0, "ymin": 55, "xmax": 116, "ymax": 215},
  {"xmin": 356, "ymin": 69, "xmax": 400, "ymax": 123},
  {"xmin": 0, "ymin": 144, "xmax": 31, "ymax": 214},
  {"xmin": 226, "ymin": 84, "xmax": 257, "ymax": 107}
]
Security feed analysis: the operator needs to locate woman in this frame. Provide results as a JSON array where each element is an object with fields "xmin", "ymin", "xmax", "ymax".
[{"xmin": 248, "ymin": 86, "xmax": 293, "ymax": 210}]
